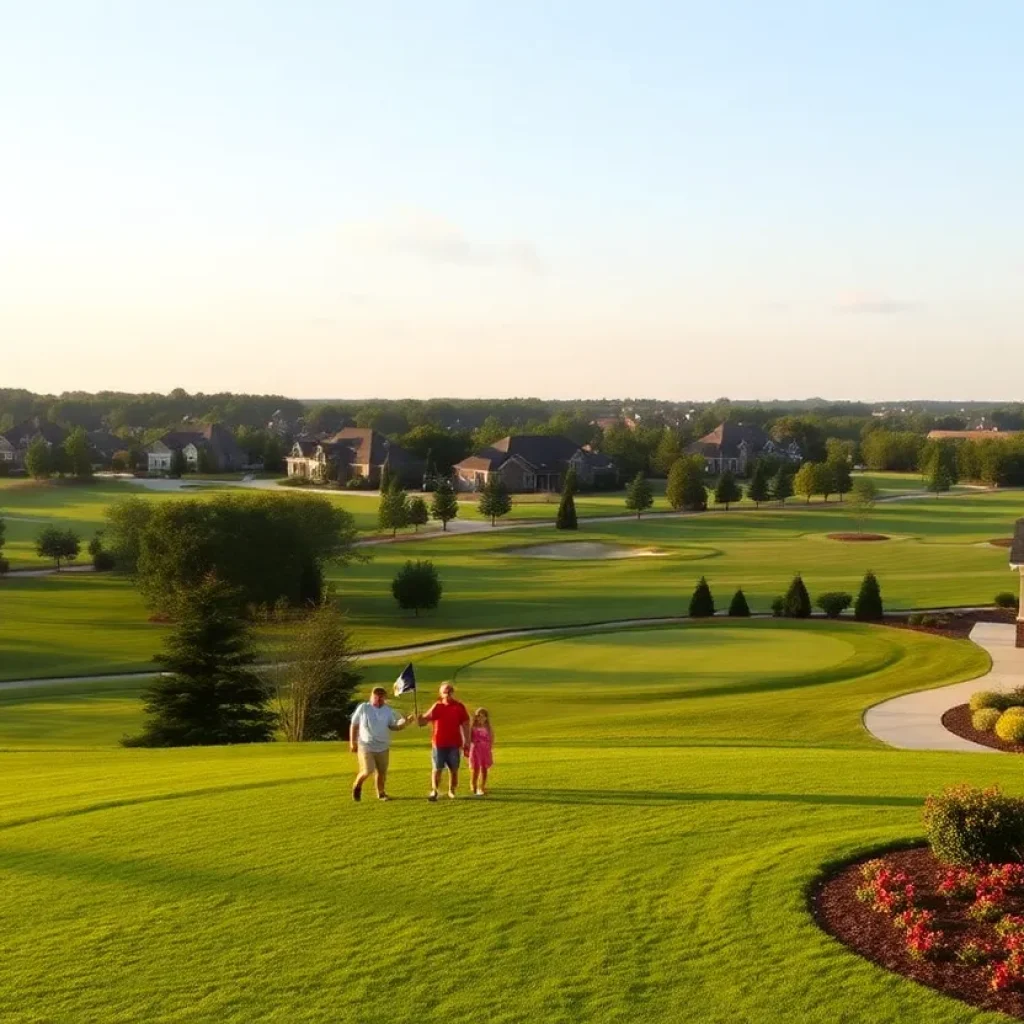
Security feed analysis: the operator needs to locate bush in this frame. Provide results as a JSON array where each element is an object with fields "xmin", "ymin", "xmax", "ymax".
[
  {"xmin": 972, "ymin": 708, "xmax": 1002, "ymax": 732},
  {"xmin": 391, "ymin": 560, "xmax": 442, "ymax": 616},
  {"xmin": 816, "ymin": 591, "xmax": 852, "ymax": 619},
  {"xmin": 907, "ymin": 613, "xmax": 924, "ymax": 625},
  {"xmin": 970, "ymin": 690, "xmax": 1012, "ymax": 712},
  {"xmin": 727, "ymin": 589, "xmax": 750, "ymax": 617},
  {"xmin": 770, "ymin": 596, "xmax": 785, "ymax": 618},
  {"xmin": 92, "ymin": 550, "xmax": 116, "ymax": 572},
  {"xmin": 689, "ymin": 577, "xmax": 715, "ymax": 617},
  {"xmin": 783, "ymin": 574, "xmax": 811, "ymax": 618},
  {"xmin": 996, "ymin": 591, "xmax": 1020, "ymax": 610},
  {"xmin": 996, "ymin": 709, "xmax": 1024, "ymax": 744},
  {"xmin": 854, "ymin": 570, "xmax": 884, "ymax": 621},
  {"xmin": 923, "ymin": 785, "xmax": 1024, "ymax": 865}
]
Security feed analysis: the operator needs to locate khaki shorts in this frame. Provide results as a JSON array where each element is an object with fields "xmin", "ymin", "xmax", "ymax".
[{"xmin": 358, "ymin": 747, "xmax": 390, "ymax": 775}]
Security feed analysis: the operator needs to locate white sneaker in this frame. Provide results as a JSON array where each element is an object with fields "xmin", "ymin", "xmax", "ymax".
[
  {"xmin": 474, "ymin": 789, "xmax": 483, "ymax": 797},
  {"xmin": 447, "ymin": 790, "xmax": 457, "ymax": 799}
]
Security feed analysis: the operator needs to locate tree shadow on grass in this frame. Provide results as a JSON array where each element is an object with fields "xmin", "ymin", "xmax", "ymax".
[{"xmin": 487, "ymin": 788, "xmax": 921, "ymax": 809}]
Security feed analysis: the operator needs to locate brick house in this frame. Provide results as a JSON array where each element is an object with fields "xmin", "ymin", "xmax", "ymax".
[
  {"xmin": 686, "ymin": 422, "xmax": 802, "ymax": 476},
  {"xmin": 147, "ymin": 423, "xmax": 245, "ymax": 473},
  {"xmin": 453, "ymin": 435, "xmax": 618, "ymax": 493},
  {"xmin": 285, "ymin": 428, "xmax": 423, "ymax": 487},
  {"xmin": 1011, "ymin": 519, "xmax": 1024, "ymax": 648}
]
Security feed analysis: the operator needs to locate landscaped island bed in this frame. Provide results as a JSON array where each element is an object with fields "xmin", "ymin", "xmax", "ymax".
[
  {"xmin": 943, "ymin": 704, "xmax": 1024, "ymax": 752},
  {"xmin": 816, "ymin": 847, "xmax": 1024, "ymax": 1019}
]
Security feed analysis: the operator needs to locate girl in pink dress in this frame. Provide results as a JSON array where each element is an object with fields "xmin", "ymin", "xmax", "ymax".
[{"xmin": 469, "ymin": 708, "xmax": 494, "ymax": 796}]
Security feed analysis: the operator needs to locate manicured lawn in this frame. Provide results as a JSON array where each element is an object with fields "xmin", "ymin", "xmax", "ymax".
[
  {"xmin": 0, "ymin": 488, "xmax": 1019, "ymax": 681},
  {"xmin": 0, "ymin": 621, "xmax": 1011, "ymax": 1023}
]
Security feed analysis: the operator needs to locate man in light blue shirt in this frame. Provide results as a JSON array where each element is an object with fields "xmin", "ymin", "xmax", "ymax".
[{"xmin": 349, "ymin": 687, "xmax": 412, "ymax": 802}]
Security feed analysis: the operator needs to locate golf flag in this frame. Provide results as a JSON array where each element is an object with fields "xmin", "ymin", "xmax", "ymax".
[{"xmin": 394, "ymin": 663, "xmax": 416, "ymax": 697}]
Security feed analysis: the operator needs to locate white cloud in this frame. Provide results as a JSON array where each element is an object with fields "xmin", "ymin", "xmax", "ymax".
[
  {"xmin": 343, "ymin": 209, "xmax": 543, "ymax": 274},
  {"xmin": 835, "ymin": 291, "xmax": 919, "ymax": 314}
]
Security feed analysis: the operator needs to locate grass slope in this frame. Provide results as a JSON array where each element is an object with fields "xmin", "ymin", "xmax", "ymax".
[{"xmin": 0, "ymin": 622, "xmax": 1007, "ymax": 1023}]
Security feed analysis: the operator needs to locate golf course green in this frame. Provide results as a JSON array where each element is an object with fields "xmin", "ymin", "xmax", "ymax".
[{"xmin": 0, "ymin": 621, "xmax": 1011, "ymax": 1023}]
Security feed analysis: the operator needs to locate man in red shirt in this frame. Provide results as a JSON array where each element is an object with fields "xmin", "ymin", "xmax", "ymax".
[{"xmin": 415, "ymin": 681, "xmax": 471, "ymax": 801}]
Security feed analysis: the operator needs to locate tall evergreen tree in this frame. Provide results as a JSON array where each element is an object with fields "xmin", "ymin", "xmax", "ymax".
[
  {"xmin": 746, "ymin": 461, "xmax": 770, "ymax": 507},
  {"xmin": 63, "ymin": 427, "xmax": 94, "ymax": 479},
  {"xmin": 727, "ymin": 588, "xmax": 750, "ymax": 617},
  {"xmin": 681, "ymin": 457, "xmax": 709, "ymax": 511},
  {"xmin": 689, "ymin": 576, "xmax": 715, "ymax": 617},
  {"xmin": 125, "ymin": 575, "xmax": 276, "ymax": 747},
  {"xmin": 378, "ymin": 478, "xmax": 409, "ymax": 537},
  {"xmin": 770, "ymin": 466, "xmax": 794, "ymax": 505},
  {"xmin": 624, "ymin": 472, "xmax": 654, "ymax": 518},
  {"xmin": 783, "ymin": 574, "xmax": 812, "ymax": 618},
  {"xmin": 714, "ymin": 471, "xmax": 742, "ymax": 510},
  {"xmin": 556, "ymin": 471, "xmax": 578, "ymax": 530},
  {"xmin": 168, "ymin": 447, "xmax": 187, "ymax": 477},
  {"xmin": 652, "ymin": 430, "xmax": 683, "ymax": 476},
  {"xmin": 407, "ymin": 496, "xmax": 429, "ymax": 531},
  {"xmin": 378, "ymin": 459, "xmax": 392, "ymax": 494},
  {"xmin": 854, "ymin": 571, "xmax": 884, "ymax": 621},
  {"xmin": 666, "ymin": 459, "xmax": 687, "ymax": 510},
  {"xmin": 429, "ymin": 479, "xmax": 459, "ymax": 531},
  {"xmin": 478, "ymin": 476, "xmax": 512, "ymax": 526}
]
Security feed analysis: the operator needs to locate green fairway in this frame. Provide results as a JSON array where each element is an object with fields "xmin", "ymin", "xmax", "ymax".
[
  {"xmin": 1, "ymin": 488, "xmax": 1020, "ymax": 682},
  {"xmin": 0, "ymin": 621, "xmax": 1011, "ymax": 1023}
]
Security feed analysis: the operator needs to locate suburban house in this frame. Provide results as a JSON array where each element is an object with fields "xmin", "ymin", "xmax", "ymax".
[
  {"xmin": 87, "ymin": 430, "xmax": 124, "ymax": 465},
  {"xmin": 1, "ymin": 418, "xmax": 68, "ymax": 469},
  {"xmin": 147, "ymin": 423, "xmax": 245, "ymax": 474},
  {"xmin": 593, "ymin": 416, "xmax": 638, "ymax": 432},
  {"xmin": 1011, "ymin": 519, "xmax": 1024, "ymax": 649},
  {"xmin": 686, "ymin": 422, "xmax": 802, "ymax": 476},
  {"xmin": 284, "ymin": 428, "xmax": 423, "ymax": 487},
  {"xmin": 453, "ymin": 435, "xmax": 618, "ymax": 493}
]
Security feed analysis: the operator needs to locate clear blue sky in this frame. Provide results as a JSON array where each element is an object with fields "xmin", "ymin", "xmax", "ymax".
[{"xmin": 2, "ymin": 2, "xmax": 1021, "ymax": 400}]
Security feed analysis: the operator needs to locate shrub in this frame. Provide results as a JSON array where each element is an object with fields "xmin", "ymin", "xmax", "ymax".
[
  {"xmin": 92, "ymin": 550, "xmax": 116, "ymax": 572},
  {"xmin": 854, "ymin": 570, "xmax": 884, "ymax": 621},
  {"xmin": 996, "ymin": 591, "xmax": 1020, "ymax": 610},
  {"xmin": 783, "ymin": 574, "xmax": 811, "ymax": 618},
  {"xmin": 971, "ymin": 690, "xmax": 1012, "ymax": 712},
  {"xmin": 391, "ymin": 560, "xmax": 442, "ymax": 616},
  {"xmin": 816, "ymin": 591, "xmax": 852, "ymax": 619},
  {"xmin": 973, "ymin": 708, "xmax": 1003, "ymax": 732},
  {"xmin": 770, "ymin": 596, "xmax": 785, "ymax": 618},
  {"xmin": 996, "ymin": 709, "xmax": 1024, "ymax": 744},
  {"xmin": 689, "ymin": 577, "xmax": 715, "ymax": 618},
  {"xmin": 908, "ymin": 613, "xmax": 924, "ymax": 625},
  {"xmin": 923, "ymin": 785, "xmax": 1024, "ymax": 866},
  {"xmin": 727, "ymin": 589, "xmax": 750, "ymax": 617}
]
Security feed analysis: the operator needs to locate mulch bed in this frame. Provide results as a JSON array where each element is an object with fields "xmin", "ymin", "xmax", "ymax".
[
  {"xmin": 881, "ymin": 608, "xmax": 1016, "ymax": 640},
  {"xmin": 813, "ymin": 847, "xmax": 1024, "ymax": 1018},
  {"xmin": 826, "ymin": 532, "xmax": 890, "ymax": 541},
  {"xmin": 990, "ymin": 538, "xmax": 1014, "ymax": 548},
  {"xmin": 942, "ymin": 704, "xmax": 1024, "ymax": 753}
]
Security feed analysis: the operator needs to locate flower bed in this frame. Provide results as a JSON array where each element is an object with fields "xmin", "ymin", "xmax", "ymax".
[
  {"xmin": 814, "ymin": 847, "xmax": 1024, "ymax": 1016},
  {"xmin": 943, "ymin": 704, "xmax": 1024, "ymax": 753},
  {"xmin": 825, "ymin": 532, "xmax": 890, "ymax": 541}
]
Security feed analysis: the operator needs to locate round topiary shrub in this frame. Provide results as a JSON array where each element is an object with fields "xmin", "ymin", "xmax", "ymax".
[
  {"xmin": 995, "ymin": 709, "xmax": 1024, "ymax": 744},
  {"xmin": 969, "ymin": 690, "xmax": 1011, "ymax": 712},
  {"xmin": 995, "ymin": 591, "xmax": 1020, "ymax": 610},
  {"xmin": 971, "ymin": 707, "xmax": 1002, "ymax": 732},
  {"xmin": 923, "ymin": 784, "xmax": 1024, "ymax": 865}
]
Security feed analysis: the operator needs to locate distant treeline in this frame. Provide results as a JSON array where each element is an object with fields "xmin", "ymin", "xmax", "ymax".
[{"xmin": 3, "ymin": 388, "xmax": 1024, "ymax": 480}]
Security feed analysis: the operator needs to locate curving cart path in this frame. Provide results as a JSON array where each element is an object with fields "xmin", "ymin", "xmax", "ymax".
[{"xmin": 864, "ymin": 623, "xmax": 1024, "ymax": 753}]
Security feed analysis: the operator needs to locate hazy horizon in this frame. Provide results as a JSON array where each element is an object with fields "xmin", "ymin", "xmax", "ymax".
[{"xmin": 3, "ymin": 3, "xmax": 1021, "ymax": 401}]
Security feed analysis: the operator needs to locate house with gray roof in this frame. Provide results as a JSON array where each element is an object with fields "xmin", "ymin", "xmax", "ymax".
[
  {"xmin": 147, "ymin": 423, "xmax": 245, "ymax": 474},
  {"xmin": 453, "ymin": 435, "xmax": 618, "ymax": 493},
  {"xmin": 686, "ymin": 422, "xmax": 801, "ymax": 476}
]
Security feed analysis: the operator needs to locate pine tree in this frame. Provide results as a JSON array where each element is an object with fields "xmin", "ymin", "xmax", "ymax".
[
  {"xmin": 430, "ymin": 479, "xmax": 459, "ymax": 531},
  {"xmin": 854, "ymin": 571, "xmax": 884, "ymax": 621},
  {"xmin": 689, "ymin": 576, "xmax": 715, "ymax": 617},
  {"xmin": 681, "ymin": 458, "xmax": 709, "ymax": 511},
  {"xmin": 555, "ymin": 488, "xmax": 578, "ymax": 530},
  {"xmin": 378, "ymin": 478, "xmax": 409, "ymax": 537},
  {"xmin": 746, "ymin": 461, "xmax": 770, "ymax": 508},
  {"xmin": 407, "ymin": 495, "xmax": 429, "ymax": 531},
  {"xmin": 771, "ymin": 467, "xmax": 794, "ymax": 505},
  {"xmin": 783, "ymin": 573, "xmax": 812, "ymax": 618},
  {"xmin": 169, "ymin": 447, "xmax": 187, "ymax": 477},
  {"xmin": 727, "ymin": 588, "xmax": 750, "ymax": 617},
  {"xmin": 124, "ymin": 575, "xmax": 276, "ymax": 747},
  {"xmin": 714, "ymin": 471, "xmax": 742, "ymax": 510},
  {"xmin": 666, "ymin": 459, "xmax": 686, "ymax": 510},
  {"xmin": 478, "ymin": 476, "xmax": 512, "ymax": 526},
  {"xmin": 652, "ymin": 430, "xmax": 683, "ymax": 476},
  {"xmin": 378, "ymin": 459, "xmax": 392, "ymax": 494},
  {"xmin": 624, "ymin": 472, "xmax": 654, "ymax": 518}
]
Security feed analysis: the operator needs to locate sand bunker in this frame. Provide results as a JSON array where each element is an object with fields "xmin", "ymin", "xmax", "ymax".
[{"xmin": 505, "ymin": 541, "xmax": 667, "ymax": 560}]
